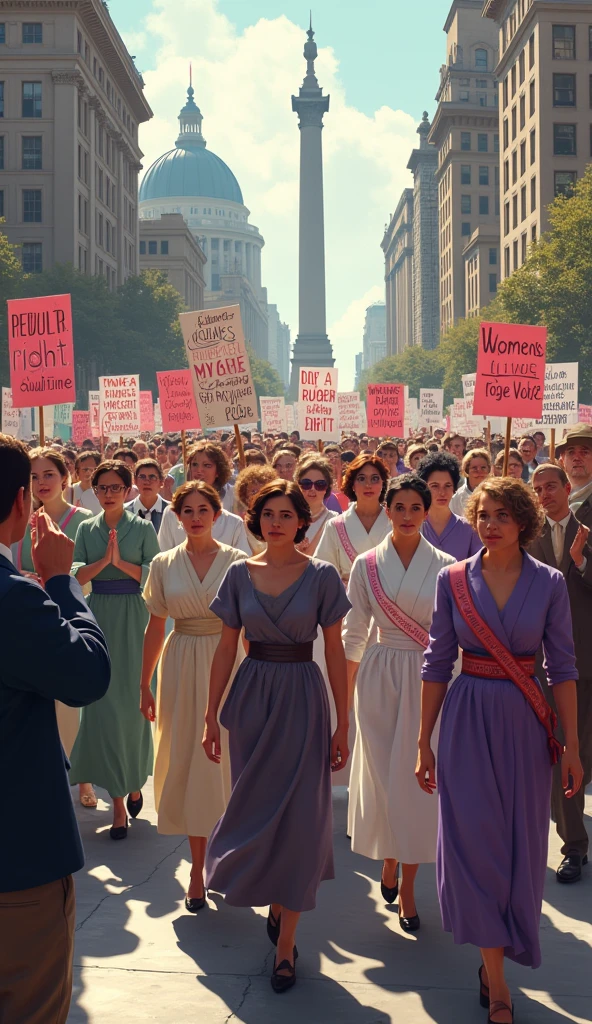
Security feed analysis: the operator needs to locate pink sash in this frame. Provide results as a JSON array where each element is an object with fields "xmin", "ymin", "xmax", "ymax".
[
  {"xmin": 17, "ymin": 506, "xmax": 78, "ymax": 572},
  {"xmin": 365, "ymin": 549, "xmax": 429, "ymax": 649},
  {"xmin": 334, "ymin": 515, "xmax": 358, "ymax": 565},
  {"xmin": 449, "ymin": 560, "xmax": 562, "ymax": 766}
]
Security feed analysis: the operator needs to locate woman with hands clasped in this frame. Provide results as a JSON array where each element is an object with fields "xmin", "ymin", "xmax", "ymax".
[
  {"xmin": 202, "ymin": 480, "xmax": 351, "ymax": 994},
  {"xmin": 69, "ymin": 460, "xmax": 160, "ymax": 838},
  {"xmin": 417, "ymin": 478, "xmax": 583, "ymax": 1024}
]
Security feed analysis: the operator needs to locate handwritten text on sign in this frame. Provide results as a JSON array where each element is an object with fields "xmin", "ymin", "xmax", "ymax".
[
  {"xmin": 156, "ymin": 370, "xmax": 201, "ymax": 432},
  {"xmin": 473, "ymin": 322, "xmax": 547, "ymax": 419},
  {"xmin": 7, "ymin": 293, "xmax": 76, "ymax": 408},
  {"xmin": 366, "ymin": 383, "xmax": 405, "ymax": 438},
  {"xmin": 298, "ymin": 367, "xmax": 340, "ymax": 440},
  {"xmin": 419, "ymin": 388, "xmax": 444, "ymax": 427},
  {"xmin": 338, "ymin": 392, "xmax": 365, "ymax": 432},
  {"xmin": 260, "ymin": 396, "xmax": 286, "ymax": 434},
  {"xmin": 72, "ymin": 410, "xmax": 91, "ymax": 446},
  {"xmin": 179, "ymin": 304, "xmax": 257, "ymax": 428},
  {"xmin": 98, "ymin": 375, "xmax": 141, "ymax": 437},
  {"xmin": 140, "ymin": 391, "xmax": 155, "ymax": 432}
]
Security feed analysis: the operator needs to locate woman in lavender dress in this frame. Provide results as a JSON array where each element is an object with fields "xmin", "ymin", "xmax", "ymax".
[
  {"xmin": 416, "ymin": 450, "xmax": 481, "ymax": 560},
  {"xmin": 203, "ymin": 480, "xmax": 350, "ymax": 994},
  {"xmin": 417, "ymin": 478, "xmax": 583, "ymax": 1024}
]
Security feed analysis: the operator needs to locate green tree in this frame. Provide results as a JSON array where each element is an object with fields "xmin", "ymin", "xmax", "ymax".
[
  {"xmin": 0, "ymin": 227, "xmax": 24, "ymax": 385},
  {"xmin": 436, "ymin": 295, "xmax": 506, "ymax": 403},
  {"xmin": 247, "ymin": 345, "xmax": 286, "ymax": 402},
  {"xmin": 116, "ymin": 270, "xmax": 185, "ymax": 393}
]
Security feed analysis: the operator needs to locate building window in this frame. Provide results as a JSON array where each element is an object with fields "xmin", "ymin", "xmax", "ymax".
[
  {"xmin": 479, "ymin": 165, "xmax": 489, "ymax": 185},
  {"xmin": 512, "ymin": 194, "xmax": 518, "ymax": 229},
  {"xmin": 511, "ymin": 63, "xmax": 517, "ymax": 97},
  {"xmin": 479, "ymin": 195, "xmax": 489, "ymax": 215},
  {"xmin": 22, "ymin": 82, "xmax": 42, "ymax": 118},
  {"xmin": 461, "ymin": 131, "xmax": 471, "ymax": 151},
  {"xmin": 23, "ymin": 189, "xmax": 42, "ymax": 222},
  {"xmin": 521, "ymin": 185, "xmax": 527, "ymax": 220},
  {"xmin": 529, "ymin": 176, "xmax": 536, "ymax": 211},
  {"xmin": 519, "ymin": 50, "xmax": 525, "ymax": 85},
  {"xmin": 521, "ymin": 233, "xmax": 528, "ymax": 263},
  {"xmin": 503, "ymin": 118, "xmax": 509, "ymax": 149},
  {"xmin": 530, "ymin": 128, "xmax": 536, "ymax": 164},
  {"xmin": 22, "ymin": 23, "xmax": 42, "ymax": 44},
  {"xmin": 519, "ymin": 94, "xmax": 526, "ymax": 129},
  {"xmin": 513, "ymin": 239, "xmax": 519, "ymax": 270},
  {"xmin": 148, "ymin": 240, "xmax": 157, "ymax": 255},
  {"xmin": 504, "ymin": 201, "xmax": 510, "ymax": 235},
  {"xmin": 529, "ymin": 79, "xmax": 535, "ymax": 116},
  {"xmin": 460, "ymin": 90, "xmax": 469, "ymax": 102},
  {"xmin": 160, "ymin": 240, "xmax": 169, "ymax": 255},
  {"xmin": 529, "ymin": 32, "xmax": 535, "ymax": 69},
  {"xmin": 552, "ymin": 25, "xmax": 575, "ymax": 60},
  {"xmin": 489, "ymin": 274, "xmax": 497, "ymax": 294},
  {"xmin": 494, "ymin": 133, "xmax": 499, "ymax": 154},
  {"xmin": 554, "ymin": 170, "xmax": 577, "ymax": 196},
  {"xmin": 22, "ymin": 243, "xmax": 42, "ymax": 273},
  {"xmin": 512, "ymin": 149, "xmax": 518, "ymax": 184},
  {"xmin": 139, "ymin": 241, "xmax": 146, "ymax": 255},
  {"xmin": 503, "ymin": 76, "xmax": 509, "ymax": 109},
  {"xmin": 494, "ymin": 165, "xmax": 499, "ymax": 187},
  {"xmin": 520, "ymin": 140, "xmax": 526, "ymax": 175},
  {"xmin": 495, "ymin": 195, "xmax": 500, "ymax": 216},
  {"xmin": 0, "ymin": 189, "xmax": 3, "ymax": 216},
  {"xmin": 511, "ymin": 105, "xmax": 517, "ymax": 140},
  {"xmin": 554, "ymin": 123, "xmax": 576, "ymax": 154},
  {"xmin": 475, "ymin": 48, "xmax": 488, "ymax": 70},
  {"xmin": 532, "ymin": 224, "xmax": 537, "ymax": 243},
  {"xmin": 478, "ymin": 133, "xmax": 488, "ymax": 152},
  {"xmin": 554, "ymin": 73, "xmax": 576, "ymax": 106},
  {"xmin": 489, "ymin": 247, "xmax": 497, "ymax": 265},
  {"xmin": 504, "ymin": 246, "xmax": 510, "ymax": 276},
  {"xmin": 22, "ymin": 136, "xmax": 42, "ymax": 170},
  {"xmin": 461, "ymin": 164, "xmax": 471, "ymax": 184},
  {"xmin": 0, "ymin": 24, "xmax": 5, "ymax": 44},
  {"xmin": 461, "ymin": 222, "xmax": 471, "ymax": 237},
  {"xmin": 0, "ymin": 81, "xmax": 3, "ymax": 117},
  {"xmin": 461, "ymin": 195, "xmax": 471, "ymax": 214},
  {"xmin": 504, "ymin": 159, "xmax": 510, "ymax": 191}
]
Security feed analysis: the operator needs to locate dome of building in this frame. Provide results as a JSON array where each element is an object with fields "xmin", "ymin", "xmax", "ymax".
[{"xmin": 139, "ymin": 85, "xmax": 243, "ymax": 205}]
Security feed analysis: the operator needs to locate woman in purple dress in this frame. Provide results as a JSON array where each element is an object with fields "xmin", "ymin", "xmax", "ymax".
[
  {"xmin": 416, "ymin": 450, "xmax": 481, "ymax": 560},
  {"xmin": 203, "ymin": 480, "xmax": 350, "ymax": 994},
  {"xmin": 417, "ymin": 478, "xmax": 583, "ymax": 1024}
]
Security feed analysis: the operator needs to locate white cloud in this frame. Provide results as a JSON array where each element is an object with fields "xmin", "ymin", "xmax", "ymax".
[{"xmin": 127, "ymin": 0, "xmax": 418, "ymax": 389}]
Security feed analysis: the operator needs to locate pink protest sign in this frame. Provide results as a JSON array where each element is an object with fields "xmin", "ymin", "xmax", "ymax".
[
  {"xmin": 578, "ymin": 404, "xmax": 592, "ymax": 424},
  {"xmin": 473, "ymin": 322, "xmax": 547, "ymax": 420},
  {"xmin": 72, "ymin": 410, "xmax": 91, "ymax": 445},
  {"xmin": 8, "ymin": 294, "xmax": 76, "ymax": 408},
  {"xmin": 366, "ymin": 384, "xmax": 405, "ymax": 438},
  {"xmin": 140, "ymin": 391, "xmax": 155, "ymax": 432},
  {"xmin": 156, "ymin": 370, "xmax": 201, "ymax": 432}
]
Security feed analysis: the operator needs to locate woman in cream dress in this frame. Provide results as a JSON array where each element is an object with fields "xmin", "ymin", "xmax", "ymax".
[
  {"xmin": 344, "ymin": 475, "xmax": 454, "ymax": 931},
  {"xmin": 140, "ymin": 481, "xmax": 246, "ymax": 912}
]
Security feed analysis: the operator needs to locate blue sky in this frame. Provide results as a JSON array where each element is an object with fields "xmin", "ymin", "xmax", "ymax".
[{"xmin": 108, "ymin": 0, "xmax": 450, "ymax": 387}]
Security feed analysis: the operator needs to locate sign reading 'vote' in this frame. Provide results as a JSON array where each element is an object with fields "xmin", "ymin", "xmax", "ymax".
[{"xmin": 473, "ymin": 322, "xmax": 547, "ymax": 420}]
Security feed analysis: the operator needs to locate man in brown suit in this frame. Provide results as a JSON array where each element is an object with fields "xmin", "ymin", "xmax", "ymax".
[{"xmin": 530, "ymin": 462, "xmax": 592, "ymax": 883}]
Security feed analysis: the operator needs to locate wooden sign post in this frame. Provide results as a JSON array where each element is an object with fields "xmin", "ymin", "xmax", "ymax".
[
  {"xmin": 549, "ymin": 427, "xmax": 556, "ymax": 463},
  {"xmin": 38, "ymin": 405, "xmax": 45, "ymax": 446},
  {"xmin": 234, "ymin": 423, "xmax": 246, "ymax": 469},
  {"xmin": 502, "ymin": 417, "xmax": 512, "ymax": 477}
]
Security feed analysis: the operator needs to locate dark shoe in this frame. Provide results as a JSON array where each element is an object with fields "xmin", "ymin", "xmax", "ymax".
[
  {"xmin": 488, "ymin": 1000, "xmax": 514, "ymax": 1023},
  {"xmin": 185, "ymin": 893, "xmax": 207, "ymax": 913},
  {"xmin": 380, "ymin": 867, "xmax": 399, "ymax": 905},
  {"xmin": 399, "ymin": 907, "xmax": 420, "ymax": 932},
  {"xmin": 109, "ymin": 819, "xmax": 128, "ymax": 840},
  {"xmin": 479, "ymin": 965, "xmax": 490, "ymax": 1009},
  {"xmin": 556, "ymin": 853, "xmax": 587, "ymax": 883},
  {"xmin": 126, "ymin": 792, "xmax": 143, "ymax": 819},
  {"xmin": 271, "ymin": 958, "xmax": 296, "ymax": 994},
  {"xmin": 267, "ymin": 908, "xmax": 281, "ymax": 945}
]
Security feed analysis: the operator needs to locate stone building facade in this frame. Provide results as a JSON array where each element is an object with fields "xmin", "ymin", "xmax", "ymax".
[
  {"xmin": 382, "ymin": 188, "xmax": 414, "ymax": 356},
  {"xmin": 139, "ymin": 213, "xmax": 206, "ymax": 311},
  {"xmin": 407, "ymin": 113, "xmax": 440, "ymax": 349},
  {"xmin": 362, "ymin": 302, "xmax": 387, "ymax": 370}
]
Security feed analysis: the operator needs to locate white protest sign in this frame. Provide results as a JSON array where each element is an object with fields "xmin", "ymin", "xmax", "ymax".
[
  {"xmin": 2, "ymin": 387, "xmax": 21, "ymax": 436},
  {"xmin": 405, "ymin": 396, "xmax": 418, "ymax": 436},
  {"xmin": 89, "ymin": 390, "xmax": 100, "ymax": 438},
  {"xmin": 40, "ymin": 405, "xmax": 55, "ymax": 437},
  {"xmin": 98, "ymin": 374, "xmax": 141, "ymax": 438},
  {"xmin": 54, "ymin": 403, "xmax": 74, "ymax": 426},
  {"xmin": 298, "ymin": 367, "xmax": 340, "ymax": 441},
  {"xmin": 154, "ymin": 401, "xmax": 163, "ymax": 433},
  {"xmin": 534, "ymin": 362, "xmax": 579, "ymax": 428},
  {"xmin": 419, "ymin": 389, "xmax": 444, "ymax": 427},
  {"xmin": 260, "ymin": 396, "xmax": 286, "ymax": 433},
  {"xmin": 179, "ymin": 303, "xmax": 257, "ymax": 429},
  {"xmin": 338, "ymin": 392, "xmax": 364, "ymax": 432},
  {"xmin": 285, "ymin": 404, "xmax": 295, "ymax": 433}
]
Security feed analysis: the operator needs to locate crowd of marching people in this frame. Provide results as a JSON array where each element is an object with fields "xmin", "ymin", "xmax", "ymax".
[{"xmin": 1, "ymin": 417, "xmax": 591, "ymax": 1023}]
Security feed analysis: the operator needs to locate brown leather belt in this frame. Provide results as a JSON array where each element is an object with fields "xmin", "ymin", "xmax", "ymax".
[
  {"xmin": 248, "ymin": 641, "xmax": 314, "ymax": 663},
  {"xmin": 462, "ymin": 651, "xmax": 536, "ymax": 679}
]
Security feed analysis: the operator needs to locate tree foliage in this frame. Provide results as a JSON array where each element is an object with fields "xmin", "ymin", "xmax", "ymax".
[
  {"xmin": 247, "ymin": 345, "xmax": 286, "ymax": 401},
  {"xmin": 360, "ymin": 345, "xmax": 443, "ymax": 399}
]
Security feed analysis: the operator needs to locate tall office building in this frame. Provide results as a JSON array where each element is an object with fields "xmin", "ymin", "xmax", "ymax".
[
  {"xmin": 0, "ymin": 0, "xmax": 151, "ymax": 284},
  {"xmin": 484, "ymin": 0, "xmax": 592, "ymax": 279},
  {"xmin": 408, "ymin": 112, "xmax": 440, "ymax": 348},
  {"xmin": 382, "ymin": 189, "xmax": 414, "ymax": 356},
  {"xmin": 139, "ymin": 213, "xmax": 206, "ymax": 310},
  {"xmin": 354, "ymin": 351, "xmax": 363, "ymax": 389},
  {"xmin": 267, "ymin": 303, "xmax": 291, "ymax": 388},
  {"xmin": 362, "ymin": 302, "xmax": 387, "ymax": 370},
  {"xmin": 429, "ymin": 0, "xmax": 500, "ymax": 331}
]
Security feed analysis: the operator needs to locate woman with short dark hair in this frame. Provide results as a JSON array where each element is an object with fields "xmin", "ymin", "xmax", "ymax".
[
  {"xmin": 416, "ymin": 451, "xmax": 481, "ymax": 561},
  {"xmin": 344, "ymin": 476, "xmax": 455, "ymax": 931}
]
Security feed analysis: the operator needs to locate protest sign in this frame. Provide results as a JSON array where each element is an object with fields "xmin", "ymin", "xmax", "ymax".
[
  {"xmin": 579, "ymin": 404, "xmax": 592, "ymax": 425},
  {"xmin": 419, "ymin": 389, "xmax": 444, "ymax": 428},
  {"xmin": 179, "ymin": 304, "xmax": 257, "ymax": 428},
  {"xmin": 2, "ymin": 388, "xmax": 21, "ymax": 436},
  {"xmin": 156, "ymin": 370, "xmax": 201, "ymax": 432},
  {"xmin": 98, "ymin": 374, "xmax": 141, "ymax": 437},
  {"xmin": 7, "ymin": 294, "xmax": 75, "ymax": 408},
  {"xmin": 54, "ymin": 403, "xmax": 73, "ymax": 425},
  {"xmin": 338, "ymin": 392, "xmax": 364, "ymax": 432},
  {"xmin": 140, "ymin": 391, "xmax": 155, "ymax": 432},
  {"xmin": 88, "ymin": 390, "xmax": 100, "ymax": 438},
  {"xmin": 366, "ymin": 383, "xmax": 405, "ymax": 438},
  {"xmin": 72, "ymin": 410, "xmax": 91, "ymax": 445},
  {"xmin": 285, "ymin": 404, "xmax": 295, "ymax": 433},
  {"xmin": 260, "ymin": 396, "xmax": 286, "ymax": 433},
  {"xmin": 473, "ymin": 322, "xmax": 547, "ymax": 420},
  {"xmin": 534, "ymin": 362, "xmax": 578, "ymax": 428},
  {"xmin": 154, "ymin": 401, "xmax": 163, "ymax": 433},
  {"xmin": 298, "ymin": 367, "xmax": 340, "ymax": 441},
  {"xmin": 404, "ymin": 396, "xmax": 418, "ymax": 437}
]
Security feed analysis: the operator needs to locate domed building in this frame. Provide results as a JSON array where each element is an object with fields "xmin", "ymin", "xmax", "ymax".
[{"xmin": 139, "ymin": 82, "xmax": 269, "ymax": 358}]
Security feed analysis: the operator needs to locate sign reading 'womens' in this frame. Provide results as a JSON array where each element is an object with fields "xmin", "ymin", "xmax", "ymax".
[
  {"xmin": 473, "ymin": 322, "xmax": 547, "ymax": 420},
  {"xmin": 7, "ymin": 293, "xmax": 76, "ymax": 408}
]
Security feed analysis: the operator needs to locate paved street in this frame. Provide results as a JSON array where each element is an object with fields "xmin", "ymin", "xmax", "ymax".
[{"xmin": 68, "ymin": 785, "xmax": 591, "ymax": 1024}]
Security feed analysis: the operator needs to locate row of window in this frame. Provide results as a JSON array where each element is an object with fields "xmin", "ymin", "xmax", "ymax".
[
  {"xmin": 0, "ymin": 186, "xmax": 43, "ymax": 222},
  {"xmin": 0, "ymin": 81, "xmax": 42, "ymax": 118},
  {"xmin": 460, "ymin": 131, "xmax": 500, "ymax": 153},
  {"xmin": 77, "ymin": 27, "xmax": 137, "ymax": 139},
  {"xmin": 502, "ymin": 81, "xmax": 535, "ymax": 149},
  {"xmin": 140, "ymin": 240, "xmax": 169, "ymax": 255},
  {"xmin": 551, "ymin": 24, "xmax": 592, "ymax": 63},
  {"xmin": 0, "ymin": 22, "xmax": 43, "ymax": 45},
  {"xmin": 0, "ymin": 135, "xmax": 42, "ymax": 170},
  {"xmin": 461, "ymin": 195, "xmax": 494, "ymax": 216},
  {"xmin": 460, "ymin": 164, "xmax": 500, "ymax": 187},
  {"xmin": 504, "ymin": 178, "xmax": 537, "ymax": 235},
  {"xmin": 504, "ymin": 226, "xmax": 538, "ymax": 278}
]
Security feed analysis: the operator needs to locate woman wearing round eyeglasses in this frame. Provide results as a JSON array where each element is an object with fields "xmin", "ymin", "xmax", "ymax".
[
  {"xmin": 294, "ymin": 455, "xmax": 337, "ymax": 557},
  {"xmin": 68, "ymin": 460, "xmax": 161, "ymax": 839}
]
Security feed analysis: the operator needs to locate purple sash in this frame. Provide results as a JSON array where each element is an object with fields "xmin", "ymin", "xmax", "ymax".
[{"xmin": 92, "ymin": 579, "xmax": 141, "ymax": 595}]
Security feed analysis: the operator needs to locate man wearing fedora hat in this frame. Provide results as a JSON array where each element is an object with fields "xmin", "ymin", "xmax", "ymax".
[{"xmin": 557, "ymin": 423, "xmax": 592, "ymax": 524}]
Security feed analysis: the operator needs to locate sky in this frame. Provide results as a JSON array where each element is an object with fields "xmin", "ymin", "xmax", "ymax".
[{"xmin": 108, "ymin": 0, "xmax": 449, "ymax": 388}]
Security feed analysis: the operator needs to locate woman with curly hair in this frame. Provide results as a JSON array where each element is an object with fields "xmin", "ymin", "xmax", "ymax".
[
  {"xmin": 234, "ymin": 464, "xmax": 278, "ymax": 552},
  {"xmin": 449, "ymin": 448, "xmax": 492, "ymax": 517},
  {"xmin": 417, "ymin": 478, "xmax": 582, "ymax": 1024}
]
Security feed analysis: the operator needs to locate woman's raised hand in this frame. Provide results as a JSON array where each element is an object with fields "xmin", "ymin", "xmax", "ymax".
[
  {"xmin": 415, "ymin": 745, "xmax": 437, "ymax": 794},
  {"xmin": 202, "ymin": 717, "xmax": 222, "ymax": 764}
]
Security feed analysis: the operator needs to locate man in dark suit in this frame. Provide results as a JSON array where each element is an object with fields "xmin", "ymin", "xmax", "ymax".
[
  {"xmin": 530, "ymin": 463, "xmax": 592, "ymax": 884},
  {"xmin": 0, "ymin": 433, "xmax": 110, "ymax": 1023},
  {"xmin": 125, "ymin": 457, "xmax": 170, "ymax": 536}
]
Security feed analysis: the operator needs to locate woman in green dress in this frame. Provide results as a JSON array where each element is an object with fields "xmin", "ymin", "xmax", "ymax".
[
  {"xmin": 14, "ymin": 447, "xmax": 97, "ymax": 806},
  {"xmin": 69, "ymin": 459, "xmax": 161, "ymax": 839}
]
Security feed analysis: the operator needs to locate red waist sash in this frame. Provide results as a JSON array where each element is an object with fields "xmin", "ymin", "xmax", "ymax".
[
  {"xmin": 462, "ymin": 652, "xmax": 536, "ymax": 679},
  {"xmin": 449, "ymin": 560, "xmax": 562, "ymax": 766}
]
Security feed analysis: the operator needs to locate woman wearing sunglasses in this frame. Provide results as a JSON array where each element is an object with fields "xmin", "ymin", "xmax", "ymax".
[
  {"xmin": 294, "ymin": 455, "xmax": 337, "ymax": 557},
  {"xmin": 68, "ymin": 460, "xmax": 161, "ymax": 839}
]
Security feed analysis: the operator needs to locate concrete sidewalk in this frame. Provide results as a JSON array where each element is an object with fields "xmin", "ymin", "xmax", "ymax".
[{"xmin": 68, "ymin": 785, "xmax": 591, "ymax": 1024}]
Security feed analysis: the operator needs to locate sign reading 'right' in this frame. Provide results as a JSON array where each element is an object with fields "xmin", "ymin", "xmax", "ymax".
[{"xmin": 473, "ymin": 322, "xmax": 547, "ymax": 420}]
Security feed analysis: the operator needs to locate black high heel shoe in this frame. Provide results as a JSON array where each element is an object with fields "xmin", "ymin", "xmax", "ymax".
[
  {"xmin": 109, "ymin": 818, "xmax": 128, "ymax": 841},
  {"xmin": 266, "ymin": 910, "xmax": 298, "ymax": 959},
  {"xmin": 380, "ymin": 866, "xmax": 399, "ymax": 905},
  {"xmin": 185, "ymin": 892, "xmax": 207, "ymax": 913},
  {"xmin": 488, "ymin": 1001, "xmax": 514, "ymax": 1023},
  {"xmin": 479, "ymin": 965, "xmax": 490, "ymax": 1008},
  {"xmin": 398, "ymin": 905, "xmax": 420, "ymax": 932},
  {"xmin": 271, "ymin": 957, "xmax": 296, "ymax": 994},
  {"xmin": 126, "ymin": 792, "xmax": 143, "ymax": 819}
]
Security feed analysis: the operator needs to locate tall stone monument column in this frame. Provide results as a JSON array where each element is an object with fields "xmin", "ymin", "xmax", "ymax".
[{"xmin": 288, "ymin": 21, "xmax": 333, "ymax": 399}]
